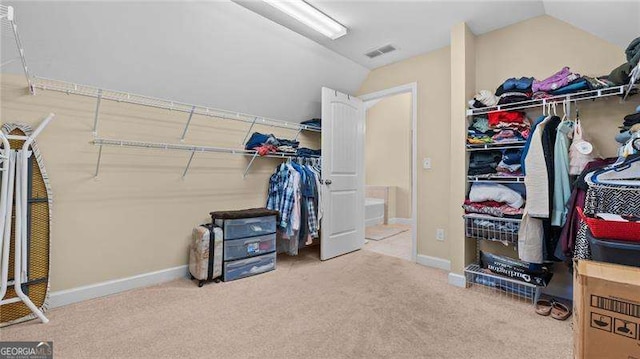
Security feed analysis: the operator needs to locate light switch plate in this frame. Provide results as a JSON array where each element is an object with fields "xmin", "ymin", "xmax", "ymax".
[{"xmin": 423, "ymin": 158, "xmax": 431, "ymax": 169}]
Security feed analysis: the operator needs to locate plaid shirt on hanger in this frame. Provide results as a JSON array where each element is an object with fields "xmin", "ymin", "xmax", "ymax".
[{"xmin": 306, "ymin": 198, "xmax": 318, "ymax": 238}]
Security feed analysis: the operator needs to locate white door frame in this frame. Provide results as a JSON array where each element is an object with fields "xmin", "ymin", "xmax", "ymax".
[{"xmin": 359, "ymin": 82, "xmax": 418, "ymax": 263}]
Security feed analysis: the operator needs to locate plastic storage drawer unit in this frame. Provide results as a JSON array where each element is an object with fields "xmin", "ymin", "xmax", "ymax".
[
  {"xmin": 224, "ymin": 233, "xmax": 276, "ymax": 261},
  {"xmin": 215, "ymin": 216, "xmax": 277, "ymax": 240},
  {"xmin": 588, "ymin": 229, "xmax": 640, "ymax": 268},
  {"xmin": 223, "ymin": 252, "xmax": 276, "ymax": 281}
]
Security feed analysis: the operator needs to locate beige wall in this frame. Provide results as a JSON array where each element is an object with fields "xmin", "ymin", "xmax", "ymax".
[
  {"xmin": 358, "ymin": 47, "xmax": 452, "ymax": 261},
  {"xmin": 365, "ymin": 93, "xmax": 412, "ymax": 219},
  {"xmin": 0, "ymin": 73, "xmax": 319, "ymax": 291},
  {"xmin": 2, "ymin": 14, "xmax": 636, "ymax": 291},
  {"xmin": 475, "ymin": 15, "xmax": 637, "ymax": 158},
  {"xmin": 449, "ymin": 23, "xmax": 476, "ymax": 275},
  {"xmin": 359, "ymin": 14, "xmax": 638, "ymax": 274}
]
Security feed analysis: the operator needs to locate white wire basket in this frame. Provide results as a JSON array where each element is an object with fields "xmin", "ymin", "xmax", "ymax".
[
  {"xmin": 464, "ymin": 214, "xmax": 521, "ymax": 247},
  {"xmin": 464, "ymin": 264, "xmax": 542, "ymax": 304}
]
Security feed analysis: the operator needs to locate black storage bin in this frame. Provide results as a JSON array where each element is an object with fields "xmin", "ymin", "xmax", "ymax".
[{"xmin": 588, "ymin": 229, "xmax": 640, "ymax": 268}]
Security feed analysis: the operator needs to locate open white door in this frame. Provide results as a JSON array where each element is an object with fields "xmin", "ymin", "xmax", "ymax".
[{"xmin": 320, "ymin": 88, "xmax": 365, "ymax": 260}]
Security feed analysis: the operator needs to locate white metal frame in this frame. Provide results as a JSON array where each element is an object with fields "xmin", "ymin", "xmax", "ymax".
[
  {"xmin": 30, "ymin": 76, "xmax": 323, "ymax": 178},
  {"xmin": 91, "ymin": 138, "xmax": 319, "ymax": 179},
  {"xmin": 0, "ymin": 5, "xmax": 32, "ymax": 91},
  {"xmin": 30, "ymin": 77, "xmax": 321, "ymax": 138},
  {"xmin": 359, "ymin": 82, "xmax": 418, "ymax": 263},
  {"xmin": 0, "ymin": 114, "xmax": 55, "ymax": 324}
]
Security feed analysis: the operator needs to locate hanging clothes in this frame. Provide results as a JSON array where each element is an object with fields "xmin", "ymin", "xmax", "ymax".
[
  {"xmin": 557, "ymin": 158, "xmax": 616, "ymax": 259},
  {"xmin": 551, "ymin": 120, "xmax": 574, "ymax": 227},
  {"xmin": 523, "ymin": 116, "xmax": 551, "ymax": 217},
  {"xmin": 266, "ymin": 158, "xmax": 322, "ymax": 255}
]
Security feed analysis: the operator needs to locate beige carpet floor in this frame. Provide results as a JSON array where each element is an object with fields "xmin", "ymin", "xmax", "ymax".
[{"xmin": 1, "ymin": 249, "xmax": 572, "ymax": 358}]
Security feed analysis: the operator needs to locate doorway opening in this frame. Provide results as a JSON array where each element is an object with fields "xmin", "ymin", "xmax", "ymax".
[{"xmin": 359, "ymin": 84, "xmax": 417, "ymax": 262}]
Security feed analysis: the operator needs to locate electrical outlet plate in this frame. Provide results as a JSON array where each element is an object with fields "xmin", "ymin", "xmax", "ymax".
[
  {"xmin": 423, "ymin": 158, "xmax": 431, "ymax": 169},
  {"xmin": 436, "ymin": 229, "xmax": 445, "ymax": 241}
]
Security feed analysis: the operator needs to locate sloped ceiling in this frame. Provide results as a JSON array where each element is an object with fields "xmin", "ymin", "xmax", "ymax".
[
  {"xmin": 1, "ymin": 1, "xmax": 369, "ymax": 123},
  {"xmin": 236, "ymin": 0, "xmax": 639, "ymax": 70},
  {"xmin": 543, "ymin": 0, "xmax": 640, "ymax": 49},
  {"xmin": 236, "ymin": 0, "xmax": 546, "ymax": 69},
  {"xmin": 2, "ymin": 1, "xmax": 637, "ymax": 123}
]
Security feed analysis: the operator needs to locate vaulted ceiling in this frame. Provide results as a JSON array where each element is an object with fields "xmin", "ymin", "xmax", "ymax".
[
  {"xmin": 236, "ymin": 0, "xmax": 640, "ymax": 69},
  {"xmin": 1, "ymin": 1, "xmax": 637, "ymax": 123}
]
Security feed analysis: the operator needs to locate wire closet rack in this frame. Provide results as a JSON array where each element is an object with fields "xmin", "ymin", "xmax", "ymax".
[
  {"xmin": 466, "ymin": 84, "xmax": 637, "ymax": 117},
  {"xmin": 2, "ymin": 5, "xmax": 323, "ymax": 179},
  {"xmin": 32, "ymin": 76, "xmax": 323, "ymax": 178},
  {"xmin": 0, "ymin": 5, "xmax": 32, "ymax": 91},
  {"xmin": 91, "ymin": 138, "xmax": 320, "ymax": 179}
]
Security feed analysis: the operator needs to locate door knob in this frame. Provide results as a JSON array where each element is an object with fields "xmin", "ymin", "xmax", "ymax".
[{"xmin": 325, "ymin": 180, "xmax": 332, "ymax": 185}]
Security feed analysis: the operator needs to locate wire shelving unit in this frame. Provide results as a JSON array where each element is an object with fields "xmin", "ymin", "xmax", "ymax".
[
  {"xmin": 466, "ymin": 84, "xmax": 637, "ymax": 117},
  {"xmin": 30, "ymin": 77, "xmax": 322, "ymax": 138},
  {"xmin": 91, "ymin": 138, "xmax": 320, "ymax": 179}
]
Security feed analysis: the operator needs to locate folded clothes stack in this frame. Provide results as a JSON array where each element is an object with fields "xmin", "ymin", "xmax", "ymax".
[
  {"xmin": 463, "ymin": 183, "xmax": 525, "ymax": 219},
  {"xmin": 495, "ymin": 77, "xmax": 534, "ymax": 105},
  {"xmin": 245, "ymin": 132, "xmax": 301, "ymax": 156},
  {"xmin": 496, "ymin": 148, "xmax": 523, "ymax": 177},
  {"xmin": 468, "ymin": 151, "xmax": 502, "ymax": 175},
  {"xmin": 301, "ymin": 118, "xmax": 321, "ymax": 129},
  {"xmin": 468, "ymin": 148, "xmax": 524, "ymax": 178},
  {"xmin": 296, "ymin": 147, "xmax": 321, "ymax": 157},
  {"xmin": 463, "ymin": 199, "xmax": 523, "ymax": 218},
  {"xmin": 469, "ymin": 66, "xmax": 619, "ymax": 110},
  {"xmin": 468, "ymin": 111, "xmax": 530, "ymax": 145},
  {"xmin": 609, "ymin": 37, "xmax": 640, "ymax": 85}
]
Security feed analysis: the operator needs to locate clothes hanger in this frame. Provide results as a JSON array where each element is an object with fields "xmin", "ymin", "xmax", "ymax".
[{"xmin": 589, "ymin": 153, "xmax": 640, "ymax": 187}]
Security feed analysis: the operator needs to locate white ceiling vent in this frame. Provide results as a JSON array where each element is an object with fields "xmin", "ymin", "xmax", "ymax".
[{"xmin": 365, "ymin": 44, "xmax": 396, "ymax": 59}]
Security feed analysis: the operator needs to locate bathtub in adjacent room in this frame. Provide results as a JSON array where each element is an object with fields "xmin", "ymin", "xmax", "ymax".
[{"xmin": 365, "ymin": 198, "xmax": 385, "ymax": 227}]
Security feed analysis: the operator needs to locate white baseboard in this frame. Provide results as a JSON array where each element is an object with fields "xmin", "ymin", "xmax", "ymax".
[
  {"xmin": 388, "ymin": 217, "xmax": 413, "ymax": 225},
  {"xmin": 448, "ymin": 272, "xmax": 466, "ymax": 288},
  {"xmin": 50, "ymin": 265, "xmax": 188, "ymax": 308},
  {"xmin": 416, "ymin": 254, "xmax": 451, "ymax": 271}
]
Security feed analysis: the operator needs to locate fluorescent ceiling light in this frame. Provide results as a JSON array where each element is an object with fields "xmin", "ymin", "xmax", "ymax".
[{"xmin": 263, "ymin": 0, "xmax": 347, "ymax": 40}]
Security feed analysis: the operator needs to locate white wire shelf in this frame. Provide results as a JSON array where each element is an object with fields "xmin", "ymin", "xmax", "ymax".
[
  {"xmin": 91, "ymin": 138, "xmax": 320, "ymax": 179},
  {"xmin": 464, "ymin": 214, "xmax": 521, "ymax": 246},
  {"xmin": 466, "ymin": 142, "xmax": 526, "ymax": 151},
  {"xmin": 467, "ymin": 175, "xmax": 524, "ymax": 183},
  {"xmin": 0, "ymin": 5, "xmax": 32, "ymax": 91},
  {"xmin": 464, "ymin": 264, "xmax": 542, "ymax": 304},
  {"xmin": 466, "ymin": 85, "xmax": 635, "ymax": 116},
  {"xmin": 31, "ymin": 77, "xmax": 322, "ymax": 134}
]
